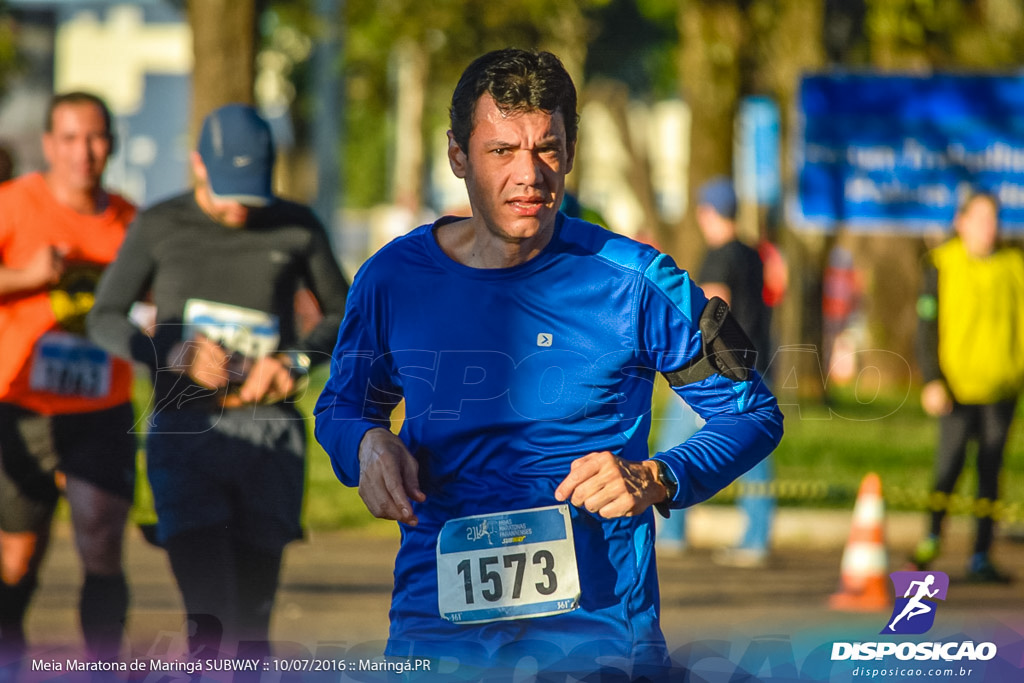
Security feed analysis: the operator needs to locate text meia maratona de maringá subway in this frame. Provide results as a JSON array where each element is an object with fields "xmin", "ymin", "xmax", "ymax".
[{"xmin": 31, "ymin": 659, "xmax": 258, "ymax": 675}]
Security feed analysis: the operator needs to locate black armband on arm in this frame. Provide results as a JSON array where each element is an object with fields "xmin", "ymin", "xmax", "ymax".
[{"xmin": 663, "ymin": 297, "xmax": 758, "ymax": 386}]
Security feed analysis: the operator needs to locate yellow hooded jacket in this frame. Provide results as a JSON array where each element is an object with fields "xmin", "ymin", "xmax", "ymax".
[{"xmin": 930, "ymin": 237, "xmax": 1024, "ymax": 404}]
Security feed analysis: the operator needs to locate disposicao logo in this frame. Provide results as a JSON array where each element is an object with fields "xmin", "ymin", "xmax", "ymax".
[
  {"xmin": 831, "ymin": 570, "xmax": 998, "ymax": 663},
  {"xmin": 883, "ymin": 571, "xmax": 948, "ymax": 635}
]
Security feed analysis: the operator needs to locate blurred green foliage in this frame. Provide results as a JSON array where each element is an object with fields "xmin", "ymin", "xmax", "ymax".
[
  {"xmin": 121, "ymin": 371, "xmax": 1024, "ymax": 532},
  {"xmin": 0, "ymin": 3, "xmax": 21, "ymax": 100},
  {"xmin": 651, "ymin": 382, "xmax": 1024, "ymax": 514},
  {"xmin": 249, "ymin": 0, "xmax": 1024, "ymax": 210},
  {"xmin": 135, "ymin": 374, "xmax": 1024, "ymax": 531},
  {"xmin": 865, "ymin": 0, "xmax": 1024, "ymax": 68},
  {"xmin": 299, "ymin": 380, "xmax": 1024, "ymax": 527},
  {"xmin": 341, "ymin": 0, "xmax": 610, "ymax": 208}
]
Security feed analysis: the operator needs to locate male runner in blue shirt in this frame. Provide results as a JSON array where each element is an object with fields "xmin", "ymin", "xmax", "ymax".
[{"xmin": 315, "ymin": 48, "xmax": 783, "ymax": 679}]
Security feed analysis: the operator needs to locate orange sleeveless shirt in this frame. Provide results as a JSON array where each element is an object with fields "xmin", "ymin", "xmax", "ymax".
[{"xmin": 0, "ymin": 172, "xmax": 136, "ymax": 415}]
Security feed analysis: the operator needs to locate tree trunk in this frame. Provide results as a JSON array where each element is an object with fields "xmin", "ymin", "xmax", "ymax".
[
  {"xmin": 676, "ymin": 0, "xmax": 746, "ymax": 272},
  {"xmin": 584, "ymin": 80, "xmax": 665, "ymax": 248},
  {"xmin": 187, "ymin": 0, "xmax": 258, "ymax": 145},
  {"xmin": 391, "ymin": 40, "xmax": 427, "ymax": 213},
  {"xmin": 758, "ymin": 0, "xmax": 827, "ymax": 400}
]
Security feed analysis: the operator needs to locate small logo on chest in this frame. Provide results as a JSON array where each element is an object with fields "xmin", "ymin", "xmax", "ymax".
[{"xmin": 536, "ymin": 333, "xmax": 553, "ymax": 347}]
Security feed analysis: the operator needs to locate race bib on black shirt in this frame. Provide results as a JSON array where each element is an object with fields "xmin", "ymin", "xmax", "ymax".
[{"xmin": 183, "ymin": 299, "xmax": 280, "ymax": 359}]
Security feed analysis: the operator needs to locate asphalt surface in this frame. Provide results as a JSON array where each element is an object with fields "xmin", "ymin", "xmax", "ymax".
[{"xmin": 12, "ymin": 509, "xmax": 1024, "ymax": 681}]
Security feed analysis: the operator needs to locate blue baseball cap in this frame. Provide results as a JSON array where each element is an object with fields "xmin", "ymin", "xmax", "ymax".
[
  {"xmin": 698, "ymin": 176, "xmax": 737, "ymax": 220},
  {"xmin": 197, "ymin": 104, "xmax": 275, "ymax": 206}
]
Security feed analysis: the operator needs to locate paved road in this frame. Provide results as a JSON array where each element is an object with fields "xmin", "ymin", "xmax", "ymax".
[{"xmin": 16, "ymin": 511, "xmax": 1024, "ymax": 681}]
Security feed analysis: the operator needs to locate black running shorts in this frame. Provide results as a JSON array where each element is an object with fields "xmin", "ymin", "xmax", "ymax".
[{"xmin": 0, "ymin": 402, "xmax": 137, "ymax": 532}]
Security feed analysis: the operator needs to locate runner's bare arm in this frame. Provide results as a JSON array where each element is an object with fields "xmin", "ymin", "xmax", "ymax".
[
  {"xmin": 357, "ymin": 428, "xmax": 426, "ymax": 526},
  {"xmin": 700, "ymin": 281, "xmax": 731, "ymax": 305},
  {"xmin": 554, "ymin": 451, "xmax": 668, "ymax": 518},
  {"xmin": 0, "ymin": 245, "xmax": 65, "ymax": 295},
  {"xmin": 921, "ymin": 379, "xmax": 952, "ymax": 417}
]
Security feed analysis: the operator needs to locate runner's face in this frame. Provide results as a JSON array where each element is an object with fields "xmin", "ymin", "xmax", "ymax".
[
  {"xmin": 190, "ymin": 152, "xmax": 253, "ymax": 228},
  {"xmin": 956, "ymin": 195, "xmax": 998, "ymax": 257},
  {"xmin": 43, "ymin": 102, "xmax": 112, "ymax": 194},
  {"xmin": 202, "ymin": 192, "xmax": 252, "ymax": 228},
  {"xmin": 449, "ymin": 94, "xmax": 574, "ymax": 244}
]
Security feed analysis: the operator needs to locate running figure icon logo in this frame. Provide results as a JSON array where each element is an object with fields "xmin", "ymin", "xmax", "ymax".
[{"xmin": 882, "ymin": 571, "xmax": 949, "ymax": 635}]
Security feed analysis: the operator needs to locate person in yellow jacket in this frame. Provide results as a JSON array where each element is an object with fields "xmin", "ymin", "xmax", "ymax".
[{"xmin": 913, "ymin": 190, "xmax": 1024, "ymax": 583}]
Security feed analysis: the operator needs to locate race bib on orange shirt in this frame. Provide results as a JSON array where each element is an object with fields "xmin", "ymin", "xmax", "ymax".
[{"xmin": 29, "ymin": 332, "xmax": 112, "ymax": 399}]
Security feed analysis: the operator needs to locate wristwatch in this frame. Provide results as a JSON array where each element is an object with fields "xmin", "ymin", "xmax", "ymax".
[
  {"xmin": 654, "ymin": 459, "xmax": 679, "ymax": 501},
  {"xmin": 277, "ymin": 350, "xmax": 311, "ymax": 380}
]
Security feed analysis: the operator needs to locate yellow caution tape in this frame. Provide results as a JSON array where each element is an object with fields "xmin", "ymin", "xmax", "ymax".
[{"xmin": 709, "ymin": 480, "xmax": 1024, "ymax": 524}]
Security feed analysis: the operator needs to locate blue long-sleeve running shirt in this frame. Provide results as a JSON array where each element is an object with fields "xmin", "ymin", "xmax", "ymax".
[{"xmin": 314, "ymin": 214, "xmax": 783, "ymax": 675}]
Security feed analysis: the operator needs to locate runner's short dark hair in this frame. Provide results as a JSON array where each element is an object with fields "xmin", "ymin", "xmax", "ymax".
[
  {"xmin": 45, "ymin": 91, "xmax": 115, "ymax": 145},
  {"xmin": 449, "ymin": 48, "xmax": 578, "ymax": 153}
]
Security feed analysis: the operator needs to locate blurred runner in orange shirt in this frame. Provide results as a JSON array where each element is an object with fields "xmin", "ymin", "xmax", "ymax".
[{"xmin": 0, "ymin": 92, "xmax": 136, "ymax": 669}]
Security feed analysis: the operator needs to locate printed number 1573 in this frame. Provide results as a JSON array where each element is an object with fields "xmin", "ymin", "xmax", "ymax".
[{"xmin": 455, "ymin": 550, "xmax": 557, "ymax": 604}]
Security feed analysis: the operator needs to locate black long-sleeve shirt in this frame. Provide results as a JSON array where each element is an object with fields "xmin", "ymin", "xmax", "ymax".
[{"xmin": 88, "ymin": 192, "xmax": 348, "ymax": 409}]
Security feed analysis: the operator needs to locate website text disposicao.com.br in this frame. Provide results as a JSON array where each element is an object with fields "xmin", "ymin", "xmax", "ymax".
[
  {"xmin": 835, "ymin": 640, "xmax": 997, "ymax": 679},
  {"xmin": 851, "ymin": 665, "xmax": 978, "ymax": 678}
]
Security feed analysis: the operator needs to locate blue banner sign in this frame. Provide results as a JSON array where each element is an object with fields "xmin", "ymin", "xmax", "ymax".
[
  {"xmin": 737, "ymin": 96, "xmax": 782, "ymax": 206},
  {"xmin": 795, "ymin": 74, "xmax": 1024, "ymax": 232}
]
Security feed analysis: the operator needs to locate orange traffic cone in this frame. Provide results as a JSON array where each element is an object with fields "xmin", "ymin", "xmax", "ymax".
[{"xmin": 829, "ymin": 472, "xmax": 890, "ymax": 611}]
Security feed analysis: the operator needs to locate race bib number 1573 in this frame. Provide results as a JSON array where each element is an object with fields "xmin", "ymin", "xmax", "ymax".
[{"xmin": 436, "ymin": 505, "xmax": 580, "ymax": 624}]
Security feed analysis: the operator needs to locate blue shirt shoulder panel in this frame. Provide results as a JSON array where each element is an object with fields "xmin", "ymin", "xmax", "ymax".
[
  {"xmin": 557, "ymin": 216, "xmax": 660, "ymax": 276},
  {"xmin": 642, "ymin": 252, "xmax": 701, "ymax": 327},
  {"xmin": 346, "ymin": 222, "xmax": 438, "ymax": 299}
]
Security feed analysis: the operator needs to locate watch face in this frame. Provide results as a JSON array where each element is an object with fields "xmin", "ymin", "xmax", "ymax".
[{"xmin": 658, "ymin": 461, "xmax": 678, "ymax": 497}]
